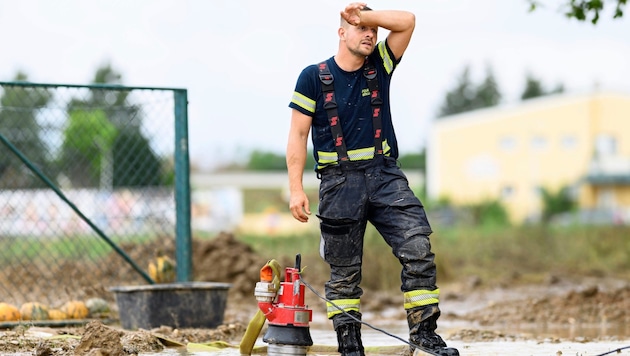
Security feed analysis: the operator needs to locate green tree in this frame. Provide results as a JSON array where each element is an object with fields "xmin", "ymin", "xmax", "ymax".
[
  {"xmin": 521, "ymin": 73, "xmax": 546, "ymax": 100},
  {"xmin": 540, "ymin": 186, "xmax": 576, "ymax": 223},
  {"xmin": 61, "ymin": 109, "xmax": 117, "ymax": 188},
  {"xmin": 68, "ymin": 63, "xmax": 140, "ymax": 130},
  {"xmin": 528, "ymin": 0, "xmax": 626, "ymax": 24},
  {"xmin": 437, "ymin": 65, "xmax": 503, "ymax": 118},
  {"xmin": 0, "ymin": 72, "xmax": 53, "ymax": 188},
  {"xmin": 398, "ymin": 150, "xmax": 426, "ymax": 170},
  {"xmin": 474, "ymin": 65, "xmax": 502, "ymax": 108},
  {"xmin": 550, "ymin": 83, "xmax": 565, "ymax": 95},
  {"xmin": 112, "ymin": 130, "xmax": 163, "ymax": 187},
  {"xmin": 247, "ymin": 150, "xmax": 287, "ymax": 171},
  {"xmin": 437, "ymin": 66, "xmax": 477, "ymax": 117},
  {"xmin": 521, "ymin": 72, "xmax": 565, "ymax": 100},
  {"xmin": 61, "ymin": 63, "xmax": 169, "ymax": 187},
  {"xmin": 244, "ymin": 149, "xmax": 317, "ymax": 171}
]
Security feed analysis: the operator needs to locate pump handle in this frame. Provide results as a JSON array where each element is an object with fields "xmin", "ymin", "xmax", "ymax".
[{"xmin": 295, "ymin": 254, "xmax": 301, "ymax": 270}]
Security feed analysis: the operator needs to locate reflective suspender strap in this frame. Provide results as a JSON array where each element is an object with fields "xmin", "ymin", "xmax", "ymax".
[
  {"xmin": 318, "ymin": 61, "xmax": 349, "ymax": 161},
  {"xmin": 317, "ymin": 59, "xmax": 383, "ymax": 163},
  {"xmin": 363, "ymin": 58, "xmax": 384, "ymax": 155}
]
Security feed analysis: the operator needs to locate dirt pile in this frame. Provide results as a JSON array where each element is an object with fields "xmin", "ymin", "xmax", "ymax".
[
  {"xmin": 1, "ymin": 320, "xmax": 247, "ymax": 356},
  {"xmin": 461, "ymin": 284, "xmax": 630, "ymax": 326},
  {"xmin": 73, "ymin": 320, "xmax": 127, "ymax": 356},
  {"xmin": 191, "ymin": 231, "xmax": 269, "ymax": 301}
]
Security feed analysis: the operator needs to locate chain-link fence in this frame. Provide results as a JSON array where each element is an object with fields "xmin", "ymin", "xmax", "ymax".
[{"xmin": 0, "ymin": 82, "xmax": 191, "ymax": 308}]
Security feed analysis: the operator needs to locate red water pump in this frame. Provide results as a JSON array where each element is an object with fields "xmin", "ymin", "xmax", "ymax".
[{"xmin": 255, "ymin": 254, "xmax": 313, "ymax": 355}]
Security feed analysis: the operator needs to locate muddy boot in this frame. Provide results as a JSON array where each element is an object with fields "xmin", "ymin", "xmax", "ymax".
[
  {"xmin": 335, "ymin": 322, "xmax": 365, "ymax": 356},
  {"xmin": 407, "ymin": 305, "xmax": 459, "ymax": 356}
]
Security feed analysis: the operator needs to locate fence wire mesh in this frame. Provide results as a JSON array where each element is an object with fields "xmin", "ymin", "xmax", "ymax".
[{"xmin": 0, "ymin": 82, "xmax": 188, "ymax": 310}]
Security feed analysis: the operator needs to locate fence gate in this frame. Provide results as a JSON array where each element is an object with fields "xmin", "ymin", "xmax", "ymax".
[{"xmin": 0, "ymin": 82, "xmax": 191, "ymax": 309}]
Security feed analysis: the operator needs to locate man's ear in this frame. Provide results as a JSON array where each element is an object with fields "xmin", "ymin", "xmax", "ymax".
[{"xmin": 338, "ymin": 27, "xmax": 346, "ymax": 41}]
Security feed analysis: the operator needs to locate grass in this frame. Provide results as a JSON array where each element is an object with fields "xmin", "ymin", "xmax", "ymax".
[
  {"xmin": 237, "ymin": 224, "xmax": 630, "ymax": 291},
  {"xmin": 242, "ymin": 188, "xmax": 318, "ymax": 213},
  {"xmin": 435, "ymin": 225, "xmax": 630, "ymax": 281},
  {"xmin": 0, "ymin": 234, "xmax": 158, "ymax": 264},
  {"xmin": 5, "ymin": 220, "xmax": 629, "ymax": 293}
]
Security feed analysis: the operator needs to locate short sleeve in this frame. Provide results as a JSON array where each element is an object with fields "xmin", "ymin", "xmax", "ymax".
[{"xmin": 288, "ymin": 64, "xmax": 319, "ymax": 116}]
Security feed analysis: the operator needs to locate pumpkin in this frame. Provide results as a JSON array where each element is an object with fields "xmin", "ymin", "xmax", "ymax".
[
  {"xmin": 19, "ymin": 302, "xmax": 49, "ymax": 321},
  {"xmin": 60, "ymin": 300, "xmax": 89, "ymax": 319},
  {"xmin": 0, "ymin": 302, "xmax": 21, "ymax": 321},
  {"xmin": 148, "ymin": 251, "xmax": 176, "ymax": 283},
  {"xmin": 85, "ymin": 298, "xmax": 110, "ymax": 317},
  {"xmin": 47, "ymin": 309, "xmax": 68, "ymax": 320}
]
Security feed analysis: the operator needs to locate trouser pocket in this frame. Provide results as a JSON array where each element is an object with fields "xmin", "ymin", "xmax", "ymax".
[{"xmin": 318, "ymin": 216, "xmax": 363, "ymax": 267}]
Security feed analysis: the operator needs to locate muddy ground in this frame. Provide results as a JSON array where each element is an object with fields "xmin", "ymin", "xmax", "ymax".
[{"xmin": 1, "ymin": 232, "xmax": 629, "ymax": 355}]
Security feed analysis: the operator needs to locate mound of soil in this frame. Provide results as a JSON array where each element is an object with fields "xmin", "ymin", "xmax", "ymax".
[
  {"xmin": 191, "ymin": 231, "xmax": 270, "ymax": 301},
  {"xmin": 460, "ymin": 284, "xmax": 630, "ymax": 326},
  {"xmin": 1, "ymin": 320, "xmax": 245, "ymax": 356}
]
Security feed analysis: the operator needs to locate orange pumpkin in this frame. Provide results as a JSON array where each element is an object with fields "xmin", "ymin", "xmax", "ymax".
[
  {"xmin": 19, "ymin": 302, "xmax": 49, "ymax": 321},
  {"xmin": 0, "ymin": 303, "xmax": 21, "ymax": 321},
  {"xmin": 47, "ymin": 309, "xmax": 68, "ymax": 320},
  {"xmin": 60, "ymin": 300, "xmax": 89, "ymax": 319}
]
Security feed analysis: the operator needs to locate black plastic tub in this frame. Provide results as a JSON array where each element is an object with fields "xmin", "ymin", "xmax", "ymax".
[{"xmin": 110, "ymin": 282, "xmax": 232, "ymax": 330}]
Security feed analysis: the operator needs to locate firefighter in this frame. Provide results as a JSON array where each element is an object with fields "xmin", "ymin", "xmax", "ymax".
[{"xmin": 286, "ymin": 3, "xmax": 459, "ymax": 356}]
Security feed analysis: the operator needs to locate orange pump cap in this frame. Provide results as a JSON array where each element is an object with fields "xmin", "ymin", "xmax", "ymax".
[{"xmin": 260, "ymin": 265, "xmax": 273, "ymax": 282}]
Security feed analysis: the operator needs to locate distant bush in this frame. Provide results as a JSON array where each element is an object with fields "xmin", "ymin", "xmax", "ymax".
[
  {"xmin": 243, "ymin": 150, "xmax": 317, "ymax": 171},
  {"xmin": 246, "ymin": 150, "xmax": 287, "ymax": 171},
  {"xmin": 397, "ymin": 151, "xmax": 425, "ymax": 170},
  {"xmin": 466, "ymin": 199, "xmax": 511, "ymax": 227},
  {"xmin": 540, "ymin": 185, "xmax": 577, "ymax": 223}
]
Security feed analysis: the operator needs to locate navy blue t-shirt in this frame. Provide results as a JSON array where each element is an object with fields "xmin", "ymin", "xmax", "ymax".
[{"xmin": 289, "ymin": 40, "xmax": 401, "ymax": 170}]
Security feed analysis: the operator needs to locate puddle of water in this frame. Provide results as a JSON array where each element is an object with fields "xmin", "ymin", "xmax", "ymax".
[
  {"xmin": 143, "ymin": 323, "xmax": 630, "ymax": 356},
  {"xmin": 148, "ymin": 341, "xmax": 630, "ymax": 356}
]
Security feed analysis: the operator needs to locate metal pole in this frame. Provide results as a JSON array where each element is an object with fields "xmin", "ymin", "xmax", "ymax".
[{"xmin": 174, "ymin": 89, "xmax": 192, "ymax": 282}]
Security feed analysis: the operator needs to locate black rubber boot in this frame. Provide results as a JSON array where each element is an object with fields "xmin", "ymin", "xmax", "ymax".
[
  {"xmin": 407, "ymin": 305, "xmax": 459, "ymax": 356},
  {"xmin": 335, "ymin": 322, "xmax": 365, "ymax": 356}
]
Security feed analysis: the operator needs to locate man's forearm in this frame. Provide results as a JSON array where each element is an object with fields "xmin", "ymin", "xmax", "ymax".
[
  {"xmin": 286, "ymin": 145, "xmax": 307, "ymax": 193},
  {"xmin": 360, "ymin": 10, "xmax": 415, "ymax": 33}
]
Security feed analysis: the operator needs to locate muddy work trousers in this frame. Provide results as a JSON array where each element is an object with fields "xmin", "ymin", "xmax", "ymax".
[{"xmin": 317, "ymin": 156, "xmax": 438, "ymax": 327}]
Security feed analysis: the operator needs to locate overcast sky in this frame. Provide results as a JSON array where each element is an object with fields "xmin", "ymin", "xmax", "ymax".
[{"xmin": 2, "ymin": 0, "xmax": 629, "ymax": 170}]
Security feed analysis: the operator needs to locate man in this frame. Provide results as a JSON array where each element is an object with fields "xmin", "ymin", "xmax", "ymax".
[{"xmin": 286, "ymin": 3, "xmax": 459, "ymax": 356}]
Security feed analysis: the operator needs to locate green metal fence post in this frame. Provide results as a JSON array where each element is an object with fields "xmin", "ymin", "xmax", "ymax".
[{"xmin": 174, "ymin": 89, "xmax": 192, "ymax": 282}]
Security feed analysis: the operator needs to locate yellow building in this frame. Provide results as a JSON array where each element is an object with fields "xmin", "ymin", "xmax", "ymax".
[{"xmin": 427, "ymin": 91, "xmax": 630, "ymax": 224}]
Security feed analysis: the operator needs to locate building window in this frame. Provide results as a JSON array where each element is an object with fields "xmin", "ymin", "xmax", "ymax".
[
  {"xmin": 531, "ymin": 136, "xmax": 547, "ymax": 151},
  {"xmin": 500, "ymin": 185, "xmax": 514, "ymax": 200},
  {"xmin": 465, "ymin": 154, "xmax": 499, "ymax": 179},
  {"xmin": 561, "ymin": 135, "xmax": 577, "ymax": 150},
  {"xmin": 595, "ymin": 134, "xmax": 617, "ymax": 156},
  {"xmin": 499, "ymin": 136, "xmax": 516, "ymax": 151}
]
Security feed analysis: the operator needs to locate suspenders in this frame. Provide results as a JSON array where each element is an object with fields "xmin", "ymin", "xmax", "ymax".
[
  {"xmin": 318, "ymin": 61, "xmax": 348, "ymax": 161},
  {"xmin": 318, "ymin": 58, "xmax": 383, "ymax": 162}
]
